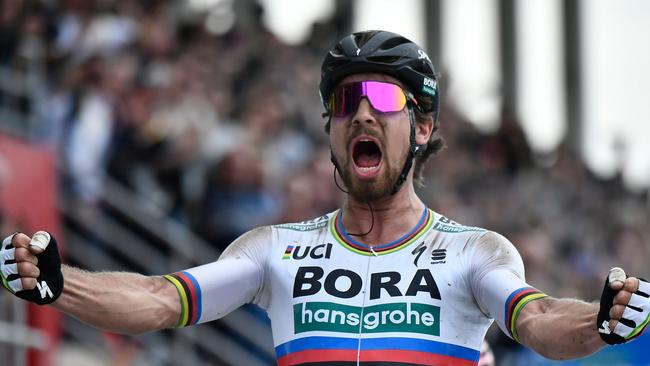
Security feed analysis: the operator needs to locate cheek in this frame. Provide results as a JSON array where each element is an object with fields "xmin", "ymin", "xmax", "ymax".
[{"xmin": 329, "ymin": 128, "xmax": 347, "ymax": 156}]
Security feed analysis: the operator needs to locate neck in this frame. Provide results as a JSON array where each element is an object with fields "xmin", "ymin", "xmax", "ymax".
[{"xmin": 341, "ymin": 182, "xmax": 425, "ymax": 246}]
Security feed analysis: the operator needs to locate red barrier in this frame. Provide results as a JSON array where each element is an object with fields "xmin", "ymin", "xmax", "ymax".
[{"xmin": 0, "ymin": 133, "xmax": 62, "ymax": 366}]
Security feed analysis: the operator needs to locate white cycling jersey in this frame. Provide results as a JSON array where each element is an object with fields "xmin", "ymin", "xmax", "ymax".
[{"xmin": 164, "ymin": 208, "xmax": 547, "ymax": 366}]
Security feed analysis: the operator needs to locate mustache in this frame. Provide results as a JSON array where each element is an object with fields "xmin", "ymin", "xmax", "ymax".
[{"xmin": 347, "ymin": 128, "xmax": 382, "ymax": 148}]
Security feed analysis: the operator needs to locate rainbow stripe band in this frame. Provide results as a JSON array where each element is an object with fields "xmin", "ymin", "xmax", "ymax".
[
  {"xmin": 627, "ymin": 313, "xmax": 650, "ymax": 341},
  {"xmin": 276, "ymin": 336, "xmax": 479, "ymax": 366},
  {"xmin": 505, "ymin": 287, "xmax": 548, "ymax": 343},
  {"xmin": 331, "ymin": 208, "xmax": 434, "ymax": 256},
  {"xmin": 164, "ymin": 271, "xmax": 202, "ymax": 327},
  {"xmin": 283, "ymin": 246, "xmax": 294, "ymax": 259}
]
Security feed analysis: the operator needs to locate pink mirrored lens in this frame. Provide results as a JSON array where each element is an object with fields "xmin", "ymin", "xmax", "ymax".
[
  {"xmin": 330, "ymin": 81, "xmax": 407, "ymax": 117},
  {"xmin": 364, "ymin": 81, "xmax": 406, "ymax": 112}
]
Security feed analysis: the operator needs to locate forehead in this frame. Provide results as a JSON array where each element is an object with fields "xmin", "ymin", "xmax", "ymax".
[{"xmin": 338, "ymin": 73, "xmax": 404, "ymax": 88}]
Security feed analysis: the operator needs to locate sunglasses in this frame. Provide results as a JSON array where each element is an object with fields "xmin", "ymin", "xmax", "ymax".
[{"xmin": 328, "ymin": 80, "xmax": 417, "ymax": 118}]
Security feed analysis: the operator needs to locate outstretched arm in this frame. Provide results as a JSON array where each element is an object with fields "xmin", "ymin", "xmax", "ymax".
[
  {"xmin": 470, "ymin": 232, "xmax": 649, "ymax": 361},
  {"xmin": 2, "ymin": 232, "xmax": 180, "ymax": 334},
  {"xmin": 2, "ymin": 228, "xmax": 269, "ymax": 335},
  {"xmin": 516, "ymin": 274, "xmax": 648, "ymax": 360},
  {"xmin": 54, "ymin": 266, "xmax": 180, "ymax": 334},
  {"xmin": 515, "ymin": 297, "xmax": 603, "ymax": 359}
]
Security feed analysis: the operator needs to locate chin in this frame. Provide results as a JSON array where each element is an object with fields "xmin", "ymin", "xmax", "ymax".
[{"xmin": 347, "ymin": 177, "xmax": 394, "ymax": 202}]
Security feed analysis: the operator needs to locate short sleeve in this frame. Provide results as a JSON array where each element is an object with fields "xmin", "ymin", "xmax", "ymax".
[
  {"xmin": 164, "ymin": 226, "xmax": 272, "ymax": 326},
  {"xmin": 469, "ymin": 231, "xmax": 548, "ymax": 342}
]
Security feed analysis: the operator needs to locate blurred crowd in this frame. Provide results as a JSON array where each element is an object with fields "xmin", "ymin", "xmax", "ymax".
[{"xmin": 1, "ymin": 0, "xmax": 649, "ymax": 361}]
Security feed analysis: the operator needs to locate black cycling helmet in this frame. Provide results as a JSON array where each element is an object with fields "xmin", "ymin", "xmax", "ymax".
[
  {"xmin": 320, "ymin": 30, "xmax": 439, "ymax": 117},
  {"xmin": 321, "ymin": 30, "xmax": 441, "ymax": 196}
]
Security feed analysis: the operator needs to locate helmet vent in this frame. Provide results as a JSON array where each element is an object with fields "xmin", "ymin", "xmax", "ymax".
[
  {"xmin": 379, "ymin": 37, "xmax": 409, "ymax": 50},
  {"xmin": 367, "ymin": 55, "xmax": 403, "ymax": 64}
]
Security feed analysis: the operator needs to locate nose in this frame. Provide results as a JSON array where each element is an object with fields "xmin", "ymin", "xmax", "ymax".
[{"xmin": 351, "ymin": 98, "xmax": 377, "ymax": 126}]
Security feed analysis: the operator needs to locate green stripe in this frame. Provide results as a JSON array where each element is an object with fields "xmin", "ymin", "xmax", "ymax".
[
  {"xmin": 510, "ymin": 293, "xmax": 548, "ymax": 342},
  {"xmin": 1, "ymin": 275, "xmax": 12, "ymax": 293},
  {"xmin": 164, "ymin": 275, "xmax": 188, "ymax": 327},
  {"xmin": 627, "ymin": 312, "xmax": 650, "ymax": 339}
]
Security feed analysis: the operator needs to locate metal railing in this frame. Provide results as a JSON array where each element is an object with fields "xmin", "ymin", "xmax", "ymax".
[{"xmin": 58, "ymin": 176, "xmax": 275, "ymax": 366}]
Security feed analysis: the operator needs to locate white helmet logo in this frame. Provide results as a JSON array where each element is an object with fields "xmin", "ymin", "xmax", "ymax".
[{"xmin": 417, "ymin": 49, "xmax": 431, "ymax": 62}]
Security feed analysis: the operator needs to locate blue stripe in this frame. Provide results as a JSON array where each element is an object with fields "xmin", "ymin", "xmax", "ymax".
[
  {"xmin": 503, "ymin": 287, "xmax": 529, "ymax": 327},
  {"xmin": 337, "ymin": 207, "xmax": 428, "ymax": 250},
  {"xmin": 275, "ymin": 336, "xmax": 480, "ymax": 361},
  {"xmin": 362, "ymin": 337, "xmax": 479, "ymax": 361},
  {"xmin": 275, "ymin": 336, "xmax": 358, "ymax": 358},
  {"xmin": 182, "ymin": 271, "xmax": 203, "ymax": 323}
]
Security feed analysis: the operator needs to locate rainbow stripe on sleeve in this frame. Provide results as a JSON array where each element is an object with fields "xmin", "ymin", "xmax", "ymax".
[
  {"xmin": 505, "ymin": 287, "xmax": 547, "ymax": 343},
  {"xmin": 164, "ymin": 271, "xmax": 202, "ymax": 327}
]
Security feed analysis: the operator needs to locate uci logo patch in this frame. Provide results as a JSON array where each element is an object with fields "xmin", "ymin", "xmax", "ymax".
[{"xmin": 283, "ymin": 243, "xmax": 333, "ymax": 260}]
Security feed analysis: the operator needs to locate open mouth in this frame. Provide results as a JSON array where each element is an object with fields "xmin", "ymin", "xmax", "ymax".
[{"xmin": 352, "ymin": 138, "xmax": 383, "ymax": 176}]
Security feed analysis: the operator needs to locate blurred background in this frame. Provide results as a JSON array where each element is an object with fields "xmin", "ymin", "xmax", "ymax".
[{"xmin": 1, "ymin": 0, "xmax": 649, "ymax": 365}]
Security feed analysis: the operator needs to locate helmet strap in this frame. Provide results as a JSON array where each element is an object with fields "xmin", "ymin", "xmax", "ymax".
[{"xmin": 390, "ymin": 103, "xmax": 425, "ymax": 195}]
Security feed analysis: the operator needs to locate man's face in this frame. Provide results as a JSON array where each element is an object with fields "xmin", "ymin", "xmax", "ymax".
[{"xmin": 328, "ymin": 73, "xmax": 413, "ymax": 201}]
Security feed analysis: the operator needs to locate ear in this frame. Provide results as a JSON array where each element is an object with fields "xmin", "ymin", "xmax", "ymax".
[{"xmin": 415, "ymin": 115, "xmax": 434, "ymax": 146}]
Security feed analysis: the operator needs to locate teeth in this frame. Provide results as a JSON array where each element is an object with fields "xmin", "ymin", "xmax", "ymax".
[{"xmin": 358, "ymin": 166, "xmax": 379, "ymax": 172}]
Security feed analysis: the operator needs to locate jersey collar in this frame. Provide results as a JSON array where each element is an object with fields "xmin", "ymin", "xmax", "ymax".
[{"xmin": 330, "ymin": 206, "xmax": 434, "ymax": 256}]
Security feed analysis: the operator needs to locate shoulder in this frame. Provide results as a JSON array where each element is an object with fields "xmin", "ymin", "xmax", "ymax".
[
  {"xmin": 273, "ymin": 212, "xmax": 333, "ymax": 232},
  {"xmin": 220, "ymin": 212, "xmax": 335, "ymax": 259},
  {"xmin": 220, "ymin": 226, "xmax": 274, "ymax": 259},
  {"xmin": 431, "ymin": 214, "xmax": 487, "ymax": 234},
  {"xmin": 469, "ymin": 230, "xmax": 525, "ymax": 276}
]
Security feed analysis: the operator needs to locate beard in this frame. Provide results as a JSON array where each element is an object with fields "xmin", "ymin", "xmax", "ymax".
[{"xmin": 332, "ymin": 149, "xmax": 407, "ymax": 202}]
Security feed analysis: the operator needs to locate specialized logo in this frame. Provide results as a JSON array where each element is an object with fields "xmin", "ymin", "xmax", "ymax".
[
  {"xmin": 411, "ymin": 243, "xmax": 447, "ymax": 266},
  {"xmin": 417, "ymin": 49, "xmax": 431, "ymax": 62},
  {"xmin": 293, "ymin": 266, "xmax": 441, "ymax": 300},
  {"xmin": 37, "ymin": 281, "xmax": 53, "ymax": 299},
  {"xmin": 294, "ymin": 301, "xmax": 440, "ymax": 336},
  {"xmin": 411, "ymin": 242, "xmax": 427, "ymax": 266},
  {"xmin": 283, "ymin": 243, "xmax": 333, "ymax": 260}
]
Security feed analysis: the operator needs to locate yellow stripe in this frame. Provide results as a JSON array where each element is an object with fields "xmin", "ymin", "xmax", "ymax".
[
  {"xmin": 510, "ymin": 293, "xmax": 548, "ymax": 342},
  {"xmin": 627, "ymin": 312, "xmax": 650, "ymax": 339},
  {"xmin": 1, "ymin": 275, "xmax": 11, "ymax": 293},
  {"xmin": 330, "ymin": 209, "xmax": 434, "ymax": 256},
  {"xmin": 164, "ymin": 275, "xmax": 189, "ymax": 327}
]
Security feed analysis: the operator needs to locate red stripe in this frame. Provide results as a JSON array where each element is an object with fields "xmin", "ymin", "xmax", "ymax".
[
  {"xmin": 335, "ymin": 210, "xmax": 430, "ymax": 254},
  {"xmin": 361, "ymin": 349, "xmax": 477, "ymax": 366},
  {"xmin": 393, "ymin": 210, "xmax": 430, "ymax": 247},
  {"xmin": 276, "ymin": 349, "xmax": 477, "ymax": 366},
  {"xmin": 506, "ymin": 288, "xmax": 537, "ymax": 330},
  {"xmin": 277, "ymin": 349, "xmax": 357, "ymax": 366},
  {"xmin": 175, "ymin": 272, "xmax": 198, "ymax": 325}
]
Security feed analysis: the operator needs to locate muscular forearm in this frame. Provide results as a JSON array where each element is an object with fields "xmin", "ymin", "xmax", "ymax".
[
  {"xmin": 517, "ymin": 297, "xmax": 606, "ymax": 360},
  {"xmin": 53, "ymin": 265, "xmax": 180, "ymax": 335}
]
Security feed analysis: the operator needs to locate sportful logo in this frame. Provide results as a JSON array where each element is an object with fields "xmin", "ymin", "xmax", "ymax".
[
  {"xmin": 283, "ymin": 244, "xmax": 333, "ymax": 260},
  {"xmin": 431, "ymin": 249, "xmax": 446, "ymax": 264},
  {"xmin": 294, "ymin": 301, "xmax": 440, "ymax": 336},
  {"xmin": 411, "ymin": 243, "xmax": 447, "ymax": 266}
]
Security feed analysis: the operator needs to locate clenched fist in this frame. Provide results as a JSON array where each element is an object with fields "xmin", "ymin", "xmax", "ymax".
[
  {"xmin": 597, "ymin": 267, "xmax": 650, "ymax": 344},
  {"xmin": 1, "ymin": 231, "xmax": 63, "ymax": 304}
]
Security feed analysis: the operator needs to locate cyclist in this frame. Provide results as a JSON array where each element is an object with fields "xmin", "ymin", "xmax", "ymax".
[{"xmin": 2, "ymin": 30, "xmax": 649, "ymax": 366}]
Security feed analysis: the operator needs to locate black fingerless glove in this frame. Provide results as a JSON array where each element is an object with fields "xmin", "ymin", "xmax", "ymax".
[
  {"xmin": 17, "ymin": 232, "xmax": 64, "ymax": 305},
  {"xmin": 597, "ymin": 272, "xmax": 626, "ymax": 345}
]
